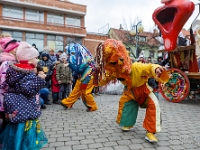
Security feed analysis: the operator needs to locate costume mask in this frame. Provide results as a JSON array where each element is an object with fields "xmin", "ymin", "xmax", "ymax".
[
  {"xmin": 67, "ymin": 43, "xmax": 95, "ymax": 74},
  {"xmin": 94, "ymin": 39, "xmax": 132, "ymax": 85}
]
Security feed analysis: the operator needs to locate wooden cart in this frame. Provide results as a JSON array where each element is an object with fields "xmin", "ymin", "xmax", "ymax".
[{"xmin": 158, "ymin": 45, "xmax": 200, "ymax": 102}]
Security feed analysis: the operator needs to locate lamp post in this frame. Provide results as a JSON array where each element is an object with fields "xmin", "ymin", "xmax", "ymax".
[{"xmin": 130, "ymin": 21, "xmax": 144, "ymax": 58}]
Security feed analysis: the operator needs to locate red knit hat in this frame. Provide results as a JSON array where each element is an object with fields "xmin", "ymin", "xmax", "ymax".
[{"xmin": 0, "ymin": 37, "xmax": 20, "ymax": 52}]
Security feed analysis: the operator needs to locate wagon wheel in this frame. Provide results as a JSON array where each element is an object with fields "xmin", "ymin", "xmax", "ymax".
[{"xmin": 159, "ymin": 68, "xmax": 190, "ymax": 102}]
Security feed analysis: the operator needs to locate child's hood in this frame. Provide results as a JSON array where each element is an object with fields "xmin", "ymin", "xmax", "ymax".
[
  {"xmin": 6, "ymin": 63, "xmax": 33, "ymax": 85},
  {"xmin": 0, "ymin": 52, "xmax": 16, "ymax": 63}
]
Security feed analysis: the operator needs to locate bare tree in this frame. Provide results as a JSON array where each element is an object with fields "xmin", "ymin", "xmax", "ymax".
[{"xmin": 112, "ymin": 16, "xmax": 161, "ymax": 59}]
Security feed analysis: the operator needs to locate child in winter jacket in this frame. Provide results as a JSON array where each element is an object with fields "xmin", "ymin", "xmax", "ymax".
[
  {"xmin": 51, "ymin": 61, "xmax": 60, "ymax": 104},
  {"xmin": 0, "ymin": 37, "xmax": 19, "ymax": 132},
  {"xmin": 0, "ymin": 42, "xmax": 48, "ymax": 150},
  {"xmin": 56, "ymin": 54, "xmax": 72, "ymax": 101}
]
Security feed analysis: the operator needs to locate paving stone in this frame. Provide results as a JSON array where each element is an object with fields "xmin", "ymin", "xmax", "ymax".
[
  {"xmin": 142, "ymin": 142, "xmax": 156, "ymax": 148},
  {"xmin": 65, "ymin": 140, "xmax": 80, "ymax": 146},
  {"xmin": 131, "ymin": 138, "xmax": 145, "ymax": 144},
  {"xmin": 169, "ymin": 145, "xmax": 186, "ymax": 150},
  {"xmin": 141, "ymin": 148, "xmax": 157, "ymax": 150},
  {"xmin": 49, "ymin": 142, "xmax": 65, "ymax": 147},
  {"xmin": 40, "ymin": 94, "xmax": 200, "ymax": 150},
  {"xmin": 80, "ymin": 139, "xmax": 95, "ymax": 144},
  {"xmin": 129, "ymin": 143, "xmax": 144, "ymax": 149},
  {"xmin": 56, "ymin": 146, "xmax": 72, "ymax": 150},
  {"xmin": 98, "ymin": 147, "xmax": 114, "ymax": 150},
  {"xmin": 155, "ymin": 146, "xmax": 172, "ymax": 150},
  {"xmin": 72, "ymin": 144, "xmax": 88, "ymax": 150},
  {"xmin": 108, "ymin": 136, "xmax": 122, "ymax": 141},
  {"xmin": 95, "ymin": 138, "xmax": 109, "ymax": 143},
  {"xmin": 103, "ymin": 141, "xmax": 118, "ymax": 147},
  {"xmin": 42, "ymin": 148, "xmax": 55, "ymax": 150},
  {"xmin": 88, "ymin": 143, "xmax": 104, "ymax": 149},
  {"xmin": 99, "ymin": 134, "xmax": 111, "ymax": 138},
  {"xmin": 113, "ymin": 145, "xmax": 131, "ymax": 150},
  {"xmin": 86, "ymin": 135, "xmax": 99, "ymax": 139}
]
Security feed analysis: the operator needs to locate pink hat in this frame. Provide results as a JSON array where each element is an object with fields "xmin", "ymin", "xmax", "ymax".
[
  {"xmin": 16, "ymin": 42, "xmax": 39, "ymax": 61},
  {"xmin": 0, "ymin": 37, "xmax": 20, "ymax": 52}
]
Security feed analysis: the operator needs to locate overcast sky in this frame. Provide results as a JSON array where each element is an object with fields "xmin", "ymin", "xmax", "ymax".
[{"xmin": 70, "ymin": 0, "xmax": 200, "ymax": 33}]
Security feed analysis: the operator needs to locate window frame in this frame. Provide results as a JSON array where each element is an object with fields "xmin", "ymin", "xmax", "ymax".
[
  {"xmin": 25, "ymin": 9, "xmax": 44, "ymax": 23},
  {"xmin": 66, "ymin": 15, "xmax": 81, "ymax": 27},
  {"xmin": 2, "ymin": 5, "xmax": 23, "ymax": 20},
  {"xmin": 47, "ymin": 13, "xmax": 64, "ymax": 26}
]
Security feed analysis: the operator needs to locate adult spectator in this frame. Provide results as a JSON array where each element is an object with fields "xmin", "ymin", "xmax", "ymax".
[
  {"xmin": 56, "ymin": 50, "xmax": 63, "ymax": 60},
  {"xmin": 146, "ymin": 57, "xmax": 152, "ymax": 63},
  {"xmin": 49, "ymin": 48, "xmax": 57, "ymax": 64},
  {"xmin": 32, "ymin": 43, "xmax": 38, "ymax": 51},
  {"xmin": 38, "ymin": 53, "xmax": 54, "ymax": 101},
  {"xmin": 156, "ymin": 56, "xmax": 163, "ymax": 65},
  {"xmin": 138, "ymin": 56, "xmax": 145, "ymax": 63}
]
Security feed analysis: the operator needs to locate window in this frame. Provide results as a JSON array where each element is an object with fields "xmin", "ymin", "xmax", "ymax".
[
  {"xmin": 66, "ymin": 37, "xmax": 82, "ymax": 44},
  {"xmin": 149, "ymin": 50, "xmax": 155, "ymax": 58},
  {"xmin": 1, "ymin": 30, "xmax": 22, "ymax": 42},
  {"xmin": 25, "ymin": 9, "xmax": 44, "ymax": 23},
  {"xmin": 47, "ymin": 35, "xmax": 64, "ymax": 52},
  {"xmin": 47, "ymin": 13, "xmax": 64, "ymax": 25},
  {"xmin": 66, "ymin": 16, "xmax": 81, "ymax": 27},
  {"xmin": 26, "ymin": 32, "xmax": 44, "ymax": 52},
  {"xmin": 75, "ymin": 37, "xmax": 82, "ymax": 44},
  {"xmin": 139, "ymin": 36, "xmax": 147, "ymax": 42},
  {"xmin": 3, "ymin": 6, "xmax": 23, "ymax": 19}
]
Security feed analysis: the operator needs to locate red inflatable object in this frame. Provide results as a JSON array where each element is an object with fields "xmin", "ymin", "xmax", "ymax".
[{"xmin": 153, "ymin": 0, "xmax": 195, "ymax": 51}]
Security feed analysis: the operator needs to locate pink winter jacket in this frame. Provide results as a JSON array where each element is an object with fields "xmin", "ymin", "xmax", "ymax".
[{"xmin": 0, "ymin": 52, "xmax": 16, "ymax": 111}]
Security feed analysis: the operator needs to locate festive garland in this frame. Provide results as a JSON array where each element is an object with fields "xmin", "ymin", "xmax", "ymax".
[{"xmin": 160, "ymin": 69, "xmax": 189, "ymax": 102}]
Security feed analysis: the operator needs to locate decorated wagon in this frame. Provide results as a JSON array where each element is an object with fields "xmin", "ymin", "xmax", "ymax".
[{"xmin": 153, "ymin": 0, "xmax": 200, "ymax": 102}]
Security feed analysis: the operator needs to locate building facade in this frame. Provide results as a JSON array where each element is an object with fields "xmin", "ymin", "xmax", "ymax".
[
  {"xmin": 0, "ymin": 0, "xmax": 87, "ymax": 52},
  {"xmin": 84, "ymin": 33, "xmax": 108, "ymax": 56},
  {"xmin": 108, "ymin": 28, "xmax": 160, "ymax": 62}
]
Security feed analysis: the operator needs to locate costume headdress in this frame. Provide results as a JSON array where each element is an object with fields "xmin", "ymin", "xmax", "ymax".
[
  {"xmin": 66, "ymin": 43, "xmax": 95, "ymax": 74},
  {"xmin": 94, "ymin": 39, "xmax": 132, "ymax": 86}
]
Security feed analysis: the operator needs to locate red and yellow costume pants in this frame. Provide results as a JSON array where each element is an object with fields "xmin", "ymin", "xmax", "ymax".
[
  {"xmin": 61, "ymin": 77, "xmax": 98, "ymax": 111},
  {"xmin": 117, "ymin": 84, "xmax": 161, "ymax": 133}
]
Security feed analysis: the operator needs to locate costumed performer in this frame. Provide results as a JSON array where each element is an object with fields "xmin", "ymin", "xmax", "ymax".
[
  {"xmin": 94, "ymin": 39, "xmax": 169, "ymax": 143},
  {"xmin": 59, "ymin": 43, "xmax": 98, "ymax": 112}
]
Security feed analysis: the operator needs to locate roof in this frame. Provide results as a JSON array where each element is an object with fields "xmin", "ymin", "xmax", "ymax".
[{"xmin": 108, "ymin": 28, "xmax": 160, "ymax": 47}]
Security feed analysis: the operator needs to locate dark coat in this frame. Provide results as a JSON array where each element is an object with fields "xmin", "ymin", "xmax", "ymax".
[
  {"xmin": 4, "ymin": 64, "xmax": 45, "ymax": 123},
  {"xmin": 38, "ymin": 53, "xmax": 54, "ymax": 79}
]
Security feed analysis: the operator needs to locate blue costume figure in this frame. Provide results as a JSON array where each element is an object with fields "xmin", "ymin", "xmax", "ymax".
[{"xmin": 59, "ymin": 43, "xmax": 98, "ymax": 112}]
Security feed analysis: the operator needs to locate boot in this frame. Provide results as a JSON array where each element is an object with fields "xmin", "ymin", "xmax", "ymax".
[
  {"xmin": 121, "ymin": 126, "xmax": 134, "ymax": 132},
  {"xmin": 145, "ymin": 132, "xmax": 158, "ymax": 143},
  {"xmin": 58, "ymin": 100, "xmax": 68, "ymax": 109},
  {"xmin": 53, "ymin": 100, "xmax": 59, "ymax": 104}
]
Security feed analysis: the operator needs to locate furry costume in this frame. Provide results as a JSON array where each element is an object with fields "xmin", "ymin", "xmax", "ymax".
[
  {"xmin": 94, "ymin": 39, "xmax": 169, "ymax": 142},
  {"xmin": 60, "ymin": 43, "xmax": 98, "ymax": 112}
]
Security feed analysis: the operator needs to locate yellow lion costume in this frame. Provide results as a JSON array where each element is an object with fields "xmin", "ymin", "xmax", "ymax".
[{"xmin": 94, "ymin": 39, "xmax": 169, "ymax": 143}]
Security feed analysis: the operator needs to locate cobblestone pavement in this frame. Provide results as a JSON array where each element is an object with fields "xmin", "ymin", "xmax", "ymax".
[{"xmin": 40, "ymin": 94, "xmax": 200, "ymax": 150}]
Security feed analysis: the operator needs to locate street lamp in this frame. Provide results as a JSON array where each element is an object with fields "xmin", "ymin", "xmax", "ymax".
[{"xmin": 129, "ymin": 21, "xmax": 144, "ymax": 58}]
